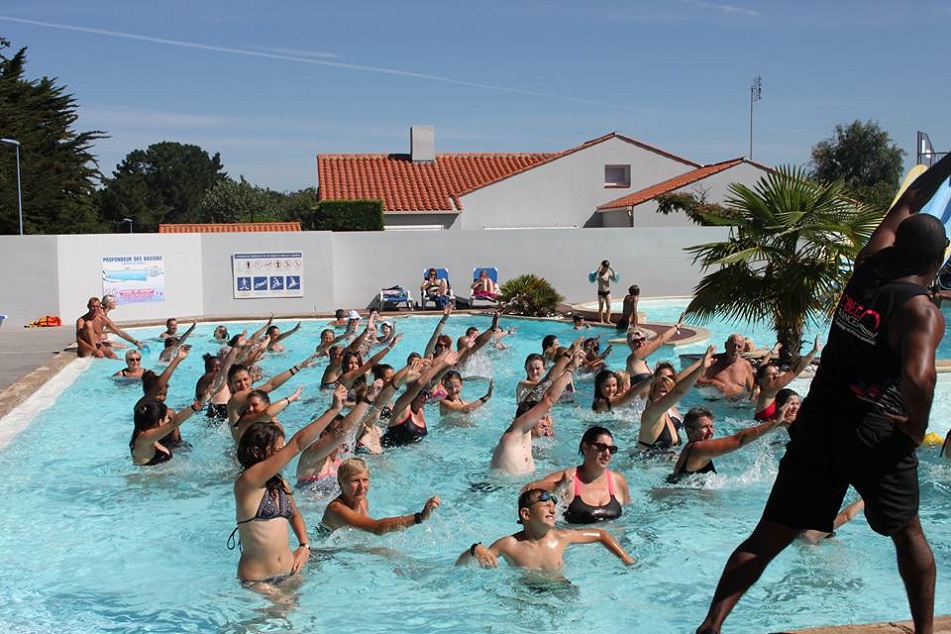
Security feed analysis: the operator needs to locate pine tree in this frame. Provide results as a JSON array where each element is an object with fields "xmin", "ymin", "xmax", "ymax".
[{"xmin": 0, "ymin": 38, "xmax": 106, "ymax": 234}]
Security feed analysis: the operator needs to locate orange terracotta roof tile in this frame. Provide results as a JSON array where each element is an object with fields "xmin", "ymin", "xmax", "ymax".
[
  {"xmin": 317, "ymin": 132, "xmax": 702, "ymax": 213},
  {"xmin": 597, "ymin": 158, "xmax": 747, "ymax": 211},
  {"xmin": 158, "ymin": 222, "xmax": 302, "ymax": 233}
]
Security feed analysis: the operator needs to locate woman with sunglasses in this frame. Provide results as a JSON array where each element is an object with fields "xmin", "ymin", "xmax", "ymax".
[
  {"xmin": 524, "ymin": 426, "xmax": 631, "ymax": 524},
  {"xmin": 115, "ymin": 348, "xmax": 146, "ymax": 379}
]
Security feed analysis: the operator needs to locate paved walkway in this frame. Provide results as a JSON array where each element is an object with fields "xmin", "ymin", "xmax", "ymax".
[{"xmin": 0, "ymin": 326, "xmax": 76, "ymax": 418}]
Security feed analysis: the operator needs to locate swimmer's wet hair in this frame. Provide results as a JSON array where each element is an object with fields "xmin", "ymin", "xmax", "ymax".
[
  {"xmin": 684, "ymin": 406, "xmax": 714, "ymax": 431},
  {"xmin": 517, "ymin": 488, "xmax": 551, "ymax": 523},
  {"xmin": 337, "ymin": 457, "xmax": 368, "ymax": 483}
]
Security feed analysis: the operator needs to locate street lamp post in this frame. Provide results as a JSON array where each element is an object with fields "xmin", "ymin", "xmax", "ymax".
[
  {"xmin": 0, "ymin": 138, "xmax": 23, "ymax": 236},
  {"xmin": 749, "ymin": 76, "xmax": 762, "ymax": 160},
  {"xmin": 120, "ymin": 218, "xmax": 133, "ymax": 234}
]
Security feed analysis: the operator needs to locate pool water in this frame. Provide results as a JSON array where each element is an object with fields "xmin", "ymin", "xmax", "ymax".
[{"xmin": 0, "ymin": 304, "xmax": 949, "ymax": 634}]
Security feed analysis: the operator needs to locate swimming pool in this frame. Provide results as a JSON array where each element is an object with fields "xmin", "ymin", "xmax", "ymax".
[{"xmin": 0, "ymin": 305, "xmax": 949, "ymax": 633}]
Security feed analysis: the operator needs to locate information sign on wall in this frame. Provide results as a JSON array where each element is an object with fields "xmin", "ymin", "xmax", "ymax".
[
  {"xmin": 102, "ymin": 255, "xmax": 166, "ymax": 304},
  {"xmin": 232, "ymin": 252, "xmax": 304, "ymax": 299}
]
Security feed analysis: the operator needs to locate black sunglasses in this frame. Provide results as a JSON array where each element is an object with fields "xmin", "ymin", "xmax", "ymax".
[
  {"xmin": 589, "ymin": 441, "xmax": 619, "ymax": 455},
  {"xmin": 524, "ymin": 490, "xmax": 557, "ymax": 509}
]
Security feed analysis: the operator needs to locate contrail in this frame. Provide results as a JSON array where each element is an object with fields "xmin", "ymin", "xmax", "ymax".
[{"xmin": 0, "ymin": 15, "xmax": 658, "ymax": 112}]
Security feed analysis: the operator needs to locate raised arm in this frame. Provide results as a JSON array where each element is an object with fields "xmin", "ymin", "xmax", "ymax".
[
  {"xmin": 156, "ymin": 345, "xmax": 191, "ymax": 388},
  {"xmin": 512, "ymin": 355, "xmax": 579, "ymax": 434},
  {"xmin": 274, "ymin": 322, "xmax": 302, "ymax": 345},
  {"xmin": 135, "ymin": 397, "xmax": 205, "ymax": 446},
  {"xmin": 339, "ymin": 334, "xmax": 402, "ymax": 388},
  {"xmin": 862, "ymin": 151, "xmax": 951, "ymax": 261},
  {"xmin": 258, "ymin": 353, "xmax": 318, "ymax": 394},
  {"xmin": 248, "ymin": 314, "xmax": 275, "ymax": 344},
  {"xmin": 641, "ymin": 347, "xmax": 714, "ymax": 440},
  {"xmin": 240, "ymin": 386, "xmax": 346, "ymax": 489},
  {"xmin": 631, "ymin": 314, "xmax": 684, "ymax": 359},
  {"xmin": 424, "ymin": 306, "xmax": 452, "ymax": 357},
  {"xmin": 102, "ymin": 315, "xmax": 143, "ymax": 349},
  {"xmin": 441, "ymin": 380, "xmax": 494, "ymax": 414},
  {"xmin": 457, "ymin": 312, "xmax": 500, "ymax": 365},
  {"xmin": 686, "ymin": 417, "xmax": 784, "ymax": 464}
]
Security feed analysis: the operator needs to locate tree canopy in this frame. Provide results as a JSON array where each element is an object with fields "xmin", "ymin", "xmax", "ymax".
[
  {"xmin": 684, "ymin": 166, "xmax": 881, "ymax": 364},
  {"xmin": 99, "ymin": 141, "xmax": 228, "ymax": 232},
  {"xmin": 0, "ymin": 38, "xmax": 106, "ymax": 235},
  {"xmin": 809, "ymin": 120, "xmax": 904, "ymax": 211}
]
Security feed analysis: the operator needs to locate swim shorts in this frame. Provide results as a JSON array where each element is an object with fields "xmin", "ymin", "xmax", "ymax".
[{"xmin": 762, "ymin": 398, "xmax": 919, "ymax": 536}]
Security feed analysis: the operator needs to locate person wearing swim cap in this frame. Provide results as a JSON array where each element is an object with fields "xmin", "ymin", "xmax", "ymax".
[{"xmin": 455, "ymin": 488, "xmax": 633, "ymax": 572}]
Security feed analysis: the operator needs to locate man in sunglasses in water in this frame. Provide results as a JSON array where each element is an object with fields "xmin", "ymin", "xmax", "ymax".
[{"xmin": 455, "ymin": 488, "xmax": 634, "ymax": 572}]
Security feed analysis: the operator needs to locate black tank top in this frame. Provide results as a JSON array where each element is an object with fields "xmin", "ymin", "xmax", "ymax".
[{"xmin": 808, "ymin": 255, "xmax": 928, "ymax": 418}]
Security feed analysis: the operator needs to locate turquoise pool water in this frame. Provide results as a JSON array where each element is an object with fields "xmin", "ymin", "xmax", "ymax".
[{"xmin": 0, "ymin": 302, "xmax": 949, "ymax": 633}]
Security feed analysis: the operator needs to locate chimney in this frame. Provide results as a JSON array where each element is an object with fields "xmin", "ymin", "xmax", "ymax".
[{"xmin": 410, "ymin": 126, "xmax": 436, "ymax": 163}]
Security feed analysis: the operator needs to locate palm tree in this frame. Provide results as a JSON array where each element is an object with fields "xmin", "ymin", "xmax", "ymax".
[{"xmin": 683, "ymin": 166, "xmax": 882, "ymax": 365}]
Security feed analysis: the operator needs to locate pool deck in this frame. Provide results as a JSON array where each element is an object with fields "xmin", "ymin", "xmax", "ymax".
[
  {"xmin": 0, "ymin": 326, "xmax": 77, "ymax": 418},
  {"xmin": 782, "ymin": 615, "xmax": 951, "ymax": 633},
  {"xmin": 1, "ymin": 322, "xmax": 951, "ymax": 634}
]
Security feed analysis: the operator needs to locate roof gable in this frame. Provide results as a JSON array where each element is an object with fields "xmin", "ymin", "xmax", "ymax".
[
  {"xmin": 597, "ymin": 158, "xmax": 749, "ymax": 211},
  {"xmin": 317, "ymin": 153, "xmax": 555, "ymax": 212},
  {"xmin": 317, "ymin": 132, "xmax": 703, "ymax": 213}
]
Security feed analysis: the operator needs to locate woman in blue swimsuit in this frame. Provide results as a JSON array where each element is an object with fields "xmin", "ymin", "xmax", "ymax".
[{"xmin": 524, "ymin": 426, "xmax": 631, "ymax": 524}]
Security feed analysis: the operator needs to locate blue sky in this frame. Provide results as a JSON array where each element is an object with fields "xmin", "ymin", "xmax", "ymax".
[{"xmin": 2, "ymin": 1, "xmax": 950, "ymax": 192}]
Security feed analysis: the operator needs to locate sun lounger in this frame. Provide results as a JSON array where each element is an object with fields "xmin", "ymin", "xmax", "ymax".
[
  {"xmin": 420, "ymin": 268, "xmax": 453, "ymax": 309},
  {"xmin": 379, "ymin": 285, "xmax": 414, "ymax": 311},
  {"xmin": 469, "ymin": 267, "xmax": 500, "ymax": 307}
]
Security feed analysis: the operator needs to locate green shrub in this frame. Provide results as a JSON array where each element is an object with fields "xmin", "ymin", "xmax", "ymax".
[
  {"xmin": 498, "ymin": 274, "xmax": 563, "ymax": 317},
  {"xmin": 310, "ymin": 199, "xmax": 384, "ymax": 231}
]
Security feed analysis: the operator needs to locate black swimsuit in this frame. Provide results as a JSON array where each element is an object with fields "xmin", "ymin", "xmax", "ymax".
[
  {"xmin": 667, "ymin": 442, "xmax": 717, "ymax": 483},
  {"xmin": 143, "ymin": 445, "xmax": 172, "ymax": 466},
  {"xmin": 381, "ymin": 410, "xmax": 427, "ymax": 447},
  {"xmin": 563, "ymin": 468, "xmax": 623, "ymax": 524},
  {"xmin": 639, "ymin": 415, "xmax": 681, "ymax": 453}
]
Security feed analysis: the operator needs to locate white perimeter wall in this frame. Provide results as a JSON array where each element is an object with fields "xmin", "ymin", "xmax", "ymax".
[{"xmin": 0, "ymin": 226, "xmax": 729, "ymax": 327}]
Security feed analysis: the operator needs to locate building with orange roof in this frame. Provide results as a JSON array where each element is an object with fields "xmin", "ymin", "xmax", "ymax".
[{"xmin": 317, "ymin": 126, "xmax": 773, "ymax": 231}]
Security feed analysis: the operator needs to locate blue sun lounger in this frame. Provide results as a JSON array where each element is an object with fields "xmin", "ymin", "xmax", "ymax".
[
  {"xmin": 469, "ymin": 267, "xmax": 500, "ymax": 307},
  {"xmin": 379, "ymin": 285, "xmax": 414, "ymax": 311}
]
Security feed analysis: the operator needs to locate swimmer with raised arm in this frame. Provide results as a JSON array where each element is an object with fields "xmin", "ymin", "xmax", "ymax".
[
  {"xmin": 229, "ymin": 392, "xmax": 355, "ymax": 587},
  {"xmin": 751, "ymin": 337, "xmax": 821, "ymax": 420},
  {"xmin": 626, "ymin": 313, "xmax": 686, "ymax": 382},
  {"xmin": 667, "ymin": 407, "xmax": 786, "ymax": 483},
  {"xmin": 695, "ymin": 334, "xmax": 755, "ymax": 400},
  {"xmin": 455, "ymin": 488, "xmax": 633, "ymax": 573},
  {"xmin": 491, "ymin": 347, "xmax": 582, "ymax": 475}
]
